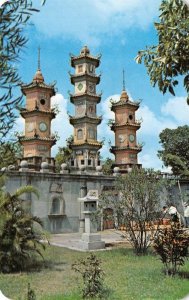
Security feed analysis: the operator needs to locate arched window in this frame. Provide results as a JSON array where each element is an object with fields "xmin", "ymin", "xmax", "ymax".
[
  {"xmin": 88, "ymin": 128, "xmax": 95, "ymax": 139},
  {"xmin": 51, "ymin": 198, "xmax": 60, "ymax": 214},
  {"xmin": 77, "ymin": 129, "xmax": 83, "ymax": 139}
]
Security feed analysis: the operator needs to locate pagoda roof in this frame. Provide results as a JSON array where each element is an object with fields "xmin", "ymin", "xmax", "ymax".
[
  {"xmin": 110, "ymin": 121, "xmax": 141, "ymax": 131},
  {"xmin": 110, "ymin": 89, "xmax": 140, "ymax": 110},
  {"xmin": 69, "ymin": 92, "xmax": 102, "ymax": 104},
  {"xmin": 110, "ymin": 145, "xmax": 142, "ymax": 153},
  {"xmin": 20, "ymin": 108, "xmax": 56, "ymax": 119},
  {"xmin": 18, "ymin": 135, "xmax": 56, "ymax": 145},
  {"xmin": 70, "ymin": 46, "xmax": 101, "ymax": 67},
  {"xmin": 71, "ymin": 140, "xmax": 102, "ymax": 148},
  {"xmin": 69, "ymin": 115, "xmax": 102, "ymax": 125},
  {"xmin": 21, "ymin": 68, "xmax": 56, "ymax": 95},
  {"xmin": 69, "ymin": 71, "xmax": 101, "ymax": 84}
]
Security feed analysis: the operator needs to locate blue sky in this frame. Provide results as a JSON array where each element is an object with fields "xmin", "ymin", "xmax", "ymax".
[{"xmin": 12, "ymin": 0, "xmax": 189, "ymax": 170}]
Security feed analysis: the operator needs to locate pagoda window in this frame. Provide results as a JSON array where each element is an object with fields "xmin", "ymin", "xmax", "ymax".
[
  {"xmin": 88, "ymin": 128, "xmax": 95, "ymax": 139},
  {"xmin": 77, "ymin": 129, "xmax": 83, "ymax": 139},
  {"xmin": 78, "ymin": 65, "xmax": 83, "ymax": 73},
  {"xmin": 129, "ymin": 114, "xmax": 133, "ymax": 121},
  {"xmin": 40, "ymin": 99, "xmax": 46, "ymax": 105}
]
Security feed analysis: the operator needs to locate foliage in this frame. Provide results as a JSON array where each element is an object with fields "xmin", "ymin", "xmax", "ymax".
[
  {"xmin": 55, "ymin": 136, "xmax": 73, "ymax": 171},
  {"xmin": 98, "ymin": 167, "xmax": 169, "ymax": 255},
  {"xmin": 158, "ymin": 126, "xmax": 189, "ymax": 175},
  {"xmin": 136, "ymin": 0, "xmax": 189, "ymax": 101},
  {"xmin": 0, "ymin": 0, "xmax": 45, "ymax": 142},
  {"xmin": 0, "ymin": 141, "xmax": 23, "ymax": 169},
  {"xmin": 153, "ymin": 224, "xmax": 189, "ymax": 276},
  {"xmin": 72, "ymin": 253, "xmax": 105, "ymax": 299},
  {"xmin": 102, "ymin": 158, "xmax": 114, "ymax": 175},
  {"xmin": 27, "ymin": 283, "xmax": 36, "ymax": 300},
  {"xmin": 0, "ymin": 184, "xmax": 46, "ymax": 273}
]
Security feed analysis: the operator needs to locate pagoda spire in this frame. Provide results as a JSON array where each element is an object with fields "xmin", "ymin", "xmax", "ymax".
[
  {"xmin": 38, "ymin": 46, "xmax": 41, "ymax": 70},
  {"xmin": 122, "ymin": 69, "xmax": 125, "ymax": 91},
  {"xmin": 33, "ymin": 47, "xmax": 44, "ymax": 83}
]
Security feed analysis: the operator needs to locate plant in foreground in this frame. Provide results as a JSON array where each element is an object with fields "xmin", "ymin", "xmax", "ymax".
[
  {"xmin": 72, "ymin": 254, "xmax": 106, "ymax": 299},
  {"xmin": 27, "ymin": 283, "xmax": 36, "ymax": 300},
  {"xmin": 153, "ymin": 224, "xmax": 189, "ymax": 276},
  {"xmin": 0, "ymin": 185, "xmax": 46, "ymax": 273}
]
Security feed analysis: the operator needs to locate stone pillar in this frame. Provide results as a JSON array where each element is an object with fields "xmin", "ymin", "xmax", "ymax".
[{"xmin": 78, "ymin": 191, "xmax": 105, "ymax": 250}]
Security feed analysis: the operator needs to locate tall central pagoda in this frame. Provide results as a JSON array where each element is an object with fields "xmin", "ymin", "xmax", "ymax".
[{"xmin": 69, "ymin": 46, "xmax": 102, "ymax": 170}]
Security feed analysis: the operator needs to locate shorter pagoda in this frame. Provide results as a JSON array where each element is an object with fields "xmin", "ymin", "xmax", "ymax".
[
  {"xmin": 18, "ymin": 49, "xmax": 57, "ymax": 171},
  {"xmin": 110, "ymin": 75, "xmax": 142, "ymax": 173}
]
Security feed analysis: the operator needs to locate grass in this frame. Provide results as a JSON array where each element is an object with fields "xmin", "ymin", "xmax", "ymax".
[{"xmin": 0, "ymin": 245, "xmax": 189, "ymax": 300}]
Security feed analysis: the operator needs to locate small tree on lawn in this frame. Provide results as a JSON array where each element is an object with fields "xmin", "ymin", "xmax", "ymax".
[
  {"xmin": 72, "ymin": 254, "xmax": 105, "ymax": 299},
  {"xmin": 153, "ymin": 224, "xmax": 189, "ymax": 276},
  {"xmin": 98, "ymin": 167, "xmax": 169, "ymax": 255}
]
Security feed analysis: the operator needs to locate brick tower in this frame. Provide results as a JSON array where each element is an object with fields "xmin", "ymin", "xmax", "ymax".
[
  {"xmin": 69, "ymin": 46, "xmax": 102, "ymax": 171},
  {"xmin": 19, "ymin": 49, "xmax": 57, "ymax": 171},
  {"xmin": 110, "ymin": 71, "xmax": 142, "ymax": 173}
]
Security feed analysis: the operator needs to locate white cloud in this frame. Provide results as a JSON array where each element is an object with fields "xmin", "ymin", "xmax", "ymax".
[
  {"xmin": 0, "ymin": 0, "xmax": 8, "ymax": 7},
  {"xmin": 136, "ymin": 105, "xmax": 176, "ymax": 136},
  {"xmin": 161, "ymin": 96, "xmax": 189, "ymax": 124},
  {"xmin": 51, "ymin": 93, "xmax": 72, "ymax": 155},
  {"xmin": 32, "ymin": 0, "xmax": 161, "ymax": 46}
]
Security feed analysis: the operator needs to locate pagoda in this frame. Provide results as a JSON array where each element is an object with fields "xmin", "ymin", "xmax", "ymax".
[
  {"xmin": 69, "ymin": 46, "xmax": 102, "ymax": 171},
  {"xmin": 18, "ymin": 48, "xmax": 57, "ymax": 171},
  {"xmin": 110, "ymin": 71, "xmax": 142, "ymax": 173}
]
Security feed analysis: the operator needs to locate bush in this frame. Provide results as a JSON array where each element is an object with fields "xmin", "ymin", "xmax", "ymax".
[
  {"xmin": 0, "ymin": 185, "xmax": 46, "ymax": 273},
  {"xmin": 153, "ymin": 224, "xmax": 189, "ymax": 276},
  {"xmin": 72, "ymin": 254, "xmax": 105, "ymax": 299}
]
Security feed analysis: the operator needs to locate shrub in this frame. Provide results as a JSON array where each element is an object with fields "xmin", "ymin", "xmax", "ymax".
[
  {"xmin": 153, "ymin": 224, "xmax": 189, "ymax": 276},
  {"xmin": 72, "ymin": 254, "xmax": 105, "ymax": 299},
  {"xmin": 0, "ymin": 185, "xmax": 46, "ymax": 273}
]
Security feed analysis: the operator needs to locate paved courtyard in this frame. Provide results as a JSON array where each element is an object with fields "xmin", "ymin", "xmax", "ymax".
[{"xmin": 50, "ymin": 229, "xmax": 126, "ymax": 251}]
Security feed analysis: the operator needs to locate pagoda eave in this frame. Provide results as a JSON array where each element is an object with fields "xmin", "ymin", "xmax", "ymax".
[
  {"xmin": 70, "ymin": 73, "xmax": 100, "ymax": 85},
  {"xmin": 69, "ymin": 116, "xmax": 102, "ymax": 125},
  {"xmin": 19, "ymin": 136, "xmax": 57, "ymax": 146},
  {"xmin": 110, "ymin": 123, "xmax": 141, "ymax": 131},
  {"xmin": 70, "ymin": 55, "xmax": 100, "ymax": 68},
  {"xmin": 20, "ymin": 109, "xmax": 56, "ymax": 119},
  {"xmin": 70, "ymin": 93, "xmax": 101, "ymax": 104},
  {"xmin": 111, "ymin": 101, "xmax": 140, "ymax": 111},
  {"xmin": 110, "ymin": 146, "xmax": 142, "ymax": 154},
  {"xmin": 21, "ymin": 83, "xmax": 56, "ymax": 96},
  {"xmin": 71, "ymin": 141, "xmax": 102, "ymax": 149}
]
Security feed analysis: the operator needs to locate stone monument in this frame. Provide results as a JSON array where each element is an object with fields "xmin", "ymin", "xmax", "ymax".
[{"xmin": 78, "ymin": 189, "xmax": 105, "ymax": 250}]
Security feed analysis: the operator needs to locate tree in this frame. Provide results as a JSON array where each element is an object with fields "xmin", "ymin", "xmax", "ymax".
[
  {"xmin": 102, "ymin": 158, "xmax": 114, "ymax": 175},
  {"xmin": 0, "ymin": 141, "xmax": 23, "ymax": 169},
  {"xmin": 0, "ymin": 0, "xmax": 45, "ymax": 143},
  {"xmin": 55, "ymin": 135, "xmax": 73, "ymax": 171},
  {"xmin": 153, "ymin": 224, "xmax": 189, "ymax": 276},
  {"xmin": 72, "ymin": 254, "xmax": 106, "ymax": 299},
  {"xmin": 158, "ymin": 126, "xmax": 189, "ymax": 175},
  {"xmin": 136, "ymin": 0, "xmax": 189, "ymax": 102},
  {"xmin": 0, "ymin": 182, "xmax": 46, "ymax": 273},
  {"xmin": 98, "ymin": 168, "xmax": 169, "ymax": 255}
]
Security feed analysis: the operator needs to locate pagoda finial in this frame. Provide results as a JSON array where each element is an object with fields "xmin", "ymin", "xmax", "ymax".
[
  {"xmin": 122, "ymin": 69, "xmax": 125, "ymax": 91},
  {"xmin": 38, "ymin": 47, "xmax": 41, "ymax": 70}
]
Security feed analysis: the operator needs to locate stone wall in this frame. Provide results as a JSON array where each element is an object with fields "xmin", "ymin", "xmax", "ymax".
[
  {"xmin": 4, "ymin": 171, "xmax": 189, "ymax": 233},
  {"xmin": 5, "ymin": 171, "xmax": 114, "ymax": 233}
]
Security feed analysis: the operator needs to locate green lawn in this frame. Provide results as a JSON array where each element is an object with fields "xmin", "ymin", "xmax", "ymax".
[{"xmin": 0, "ymin": 245, "xmax": 189, "ymax": 300}]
